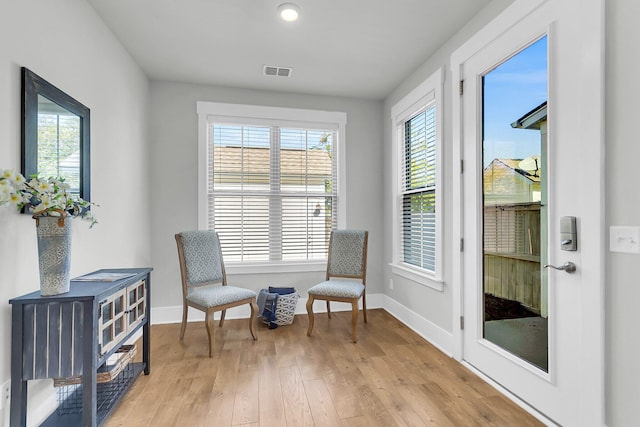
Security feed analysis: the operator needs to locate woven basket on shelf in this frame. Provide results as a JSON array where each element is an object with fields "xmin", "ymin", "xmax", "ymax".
[{"xmin": 53, "ymin": 345, "xmax": 137, "ymax": 387}]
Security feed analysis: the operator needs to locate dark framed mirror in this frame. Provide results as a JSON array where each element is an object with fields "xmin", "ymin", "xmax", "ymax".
[{"xmin": 21, "ymin": 67, "xmax": 90, "ymax": 202}]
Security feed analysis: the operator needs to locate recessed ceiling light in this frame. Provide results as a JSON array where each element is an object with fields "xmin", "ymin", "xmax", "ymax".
[{"xmin": 278, "ymin": 3, "xmax": 300, "ymax": 22}]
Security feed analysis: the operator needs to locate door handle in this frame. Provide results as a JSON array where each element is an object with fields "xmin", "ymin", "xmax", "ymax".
[{"xmin": 543, "ymin": 262, "xmax": 576, "ymax": 273}]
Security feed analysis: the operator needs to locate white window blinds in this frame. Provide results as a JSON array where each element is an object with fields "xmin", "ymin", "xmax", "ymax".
[
  {"xmin": 207, "ymin": 123, "xmax": 337, "ymax": 263},
  {"xmin": 401, "ymin": 104, "xmax": 437, "ymax": 272}
]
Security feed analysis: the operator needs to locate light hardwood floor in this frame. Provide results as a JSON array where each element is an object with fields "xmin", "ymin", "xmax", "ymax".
[{"xmin": 105, "ymin": 309, "xmax": 543, "ymax": 427}]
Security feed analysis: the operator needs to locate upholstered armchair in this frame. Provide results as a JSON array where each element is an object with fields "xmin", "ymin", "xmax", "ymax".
[
  {"xmin": 175, "ymin": 230, "xmax": 258, "ymax": 357},
  {"xmin": 306, "ymin": 229, "xmax": 369, "ymax": 343}
]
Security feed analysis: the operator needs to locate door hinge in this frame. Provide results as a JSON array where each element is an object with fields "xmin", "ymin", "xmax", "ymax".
[
  {"xmin": 459, "ymin": 80, "xmax": 464, "ymax": 95},
  {"xmin": 460, "ymin": 316, "xmax": 465, "ymax": 330},
  {"xmin": 460, "ymin": 159, "xmax": 464, "ymax": 174},
  {"xmin": 460, "ymin": 238, "xmax": 464, "ymax": 252}
]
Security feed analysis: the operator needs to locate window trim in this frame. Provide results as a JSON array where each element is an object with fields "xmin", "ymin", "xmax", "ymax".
[
  {"xmin": 196, "ymin": 101, "xmax": 347, "ymax": 273},
  {"xmin": 390, "ymin": 67, "xmax": 444, "ymax": 289}
]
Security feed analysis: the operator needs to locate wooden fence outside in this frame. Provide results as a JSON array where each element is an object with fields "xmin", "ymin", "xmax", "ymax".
[{"xmin": 483, "ymin": 203, "xmax": 542, "ymax": 313}]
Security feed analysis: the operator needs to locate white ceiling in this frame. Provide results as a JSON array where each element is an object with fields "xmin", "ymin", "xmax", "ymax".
[{"xmin": 88, "ymin": 0, "xmax": 492, "ymax": 100}]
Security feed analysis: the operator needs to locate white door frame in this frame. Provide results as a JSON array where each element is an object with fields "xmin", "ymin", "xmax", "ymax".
[{"xmin": 450, "ymin": 0, "xmax": 605, "ymax": 423}]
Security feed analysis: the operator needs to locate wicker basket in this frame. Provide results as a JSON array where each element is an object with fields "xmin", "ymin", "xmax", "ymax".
[
  {"xmin": 53, "ymin": 345, "xmax": 137, "ymax": 387},
  {"xmin": 274, "ymin": 292, "xmax": 299, "ymax": 326}
]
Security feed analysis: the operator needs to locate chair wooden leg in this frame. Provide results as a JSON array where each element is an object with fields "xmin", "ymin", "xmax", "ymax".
[
  {"xmin": 326, "ymin": 300, "xmax": 332, "ymax": 318},
  {"xmin": 306, "ymin": 295, "xmax": 315, "ymax": 336},
  {"xmin": 249, "ymin": 300, "xmax": 258, "ymax": 341},
  {"xmin": 351, "ymin": 300, "xmax": 359, "ymax": 343},
  {"xmin": 219, "ymin": 309, "xmax": 226, "ymax": 327},
  {"xmin": 362, "ymin": 292, "xmax": 367, "ymax": 323},
  {"xmin": 205, "ymin": 310, "xmax": 216, "ymax": 358},
  {"xmin": 180, "ymin": 304, "xmax": 188, "ymax": 340}
]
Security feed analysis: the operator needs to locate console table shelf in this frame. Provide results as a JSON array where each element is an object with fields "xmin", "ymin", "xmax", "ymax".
[
  {"xmin": 41, "ymin": 362, "xmax": 145, "ymax": 426},
  {"xmin": 9, "ymin": 268, "xmax": 152, "ymax": 427}
]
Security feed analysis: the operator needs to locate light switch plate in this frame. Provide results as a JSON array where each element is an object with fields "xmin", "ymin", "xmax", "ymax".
[{"xmin": 609, "ymin": 226, "xmax": 640, "ymax": 253}]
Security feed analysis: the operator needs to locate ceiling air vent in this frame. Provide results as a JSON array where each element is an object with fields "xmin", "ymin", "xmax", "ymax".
[{"xmin": 263, "ymin": 65, "xmax": 293, "ymax": 78}]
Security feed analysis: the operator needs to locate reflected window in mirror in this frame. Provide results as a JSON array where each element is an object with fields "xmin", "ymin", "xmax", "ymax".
[
  {"xmin": 21, "ymin": 67, "xmax": 90, "ymax": 201},
  {"xmin": 36, "ymin": 94, "xmax": 81, "ymax": 193}
]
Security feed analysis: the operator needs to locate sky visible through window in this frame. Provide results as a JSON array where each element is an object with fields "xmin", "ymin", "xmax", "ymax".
[{"xmin": 483, "ymin": 36, "xmax": 547, "ymax": 167}]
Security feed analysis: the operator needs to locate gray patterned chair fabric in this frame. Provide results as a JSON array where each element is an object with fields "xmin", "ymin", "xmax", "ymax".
[
  {"xmin": 306, "ymin": 229, "xmax": 369, "ymax": 343},
  {"xmin": 327, "ymin": 229, "xmax": 367, "ymax": 277},
  {"xmin": 179, "ymin": 230, "xmax": 224, "ymax": 285},
  {"xmin": 187, "ymin": 285, "xmax": 257, "ymax": 308},
  {"xmin": 306, "ymin": 279, "xmax": 364, "ymax": 299},
  {"xmin": 175, "ymin": 230, "xmax": 258, "ymax": 357}
]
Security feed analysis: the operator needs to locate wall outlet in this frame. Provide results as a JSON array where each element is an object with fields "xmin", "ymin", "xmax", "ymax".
[
  {"xmin": 0, "ymin": 380, "xmax": 9, "ymax": 411},
  {"xmin": 389, "ymin": 278, "xmax": 394, "ymax": 290}
]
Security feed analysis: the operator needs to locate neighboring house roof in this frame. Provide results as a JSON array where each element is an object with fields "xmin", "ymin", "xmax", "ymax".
[
  {"xmin": 485, "ymin": 158, "xmax": 541, "ymax": 183},
  {"xmin": 510, "ymin": 101, "xmax": 547, "ymax": 130},
  {"xmin": 483, "ymin": 158, "xmax": 541, "ymax": 204},
  {"xmin": 213, "ymin": 146, "xmax": 332, "ymax": 185}
]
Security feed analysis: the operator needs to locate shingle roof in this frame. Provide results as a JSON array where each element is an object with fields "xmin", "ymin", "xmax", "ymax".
[{"xmin": 486, "ymin": 158, "xmax": 541, "ymax": 183}]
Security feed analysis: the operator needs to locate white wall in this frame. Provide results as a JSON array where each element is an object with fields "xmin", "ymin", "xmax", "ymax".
[
  {"xmin": 0, "ymin": 0, "xmax": 150, "ymax": 424},
  {"xmin": 605, "ymin": 1, "xmax": 640, "ymax": 425},
  {"xmin": 148, "ymin": 81, "xmax": 383, "ymax": 311},
  {"xmin": 382, "ymin": 0, "xmax": 514, "ymax": 344}
]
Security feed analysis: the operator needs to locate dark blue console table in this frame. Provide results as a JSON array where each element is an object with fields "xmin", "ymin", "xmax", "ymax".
[{"xmin": 9, "ymin": 268, "xmax": 152, "ymax": 427}]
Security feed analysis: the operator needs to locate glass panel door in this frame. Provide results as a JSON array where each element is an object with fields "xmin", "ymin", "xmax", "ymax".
[
  {"xmin": 481, "ymin": 36, "xmax": 548, "ymax": 371},
  {"xmin": 126, "ymin": 280, "xmax": 146, "ymax": 331},
  {"xmin": 99, "ymin": 289, "xmax": 127, "ymax": 356}
]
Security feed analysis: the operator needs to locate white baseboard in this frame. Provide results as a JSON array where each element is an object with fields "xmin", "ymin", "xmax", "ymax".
[
  {"xmin": 23, "ymin": 380, "xmax": 58, "ymax": 427},
  {"xmin": 150, "ymin": 293, "xmax": 386, "ymax": 325},
  {"xmin": 150, "ymin": 294, "xmax": 453, "ymax": 356},
  {"xmin": 379, "ymin": 294, "xmax": 455, "ymax": 357}
]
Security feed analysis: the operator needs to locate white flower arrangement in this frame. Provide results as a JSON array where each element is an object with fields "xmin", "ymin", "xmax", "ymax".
[{"xmin": 0, "ymin": 169, "xmax": 96, "ymax": 226}]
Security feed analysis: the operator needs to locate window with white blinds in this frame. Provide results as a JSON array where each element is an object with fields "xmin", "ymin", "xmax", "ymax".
[
  {"xmin": 401, "ymin": 105, "xmax": 437, "ymax": 272},
  {"xmin": 390, "ymin": 68, "xmax": 442, "ymax": 286},
  {"xmin": 197, "ymin": 102, "xmax": 345, "ymax": 267}
]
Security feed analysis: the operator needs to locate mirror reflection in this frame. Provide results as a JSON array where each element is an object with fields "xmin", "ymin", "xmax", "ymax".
[{"xmin": 36, "ymin": 94, "xmax": 81, "ymax": 194}]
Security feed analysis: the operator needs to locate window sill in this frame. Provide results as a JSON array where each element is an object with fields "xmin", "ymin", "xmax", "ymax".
[
  {"xmin": 390, "ymin": 263, "xmax": 444, "ymax": 292},
  {"xmin": 226, "ymin": 260, "xmax": 327, "ymax": 275}
]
